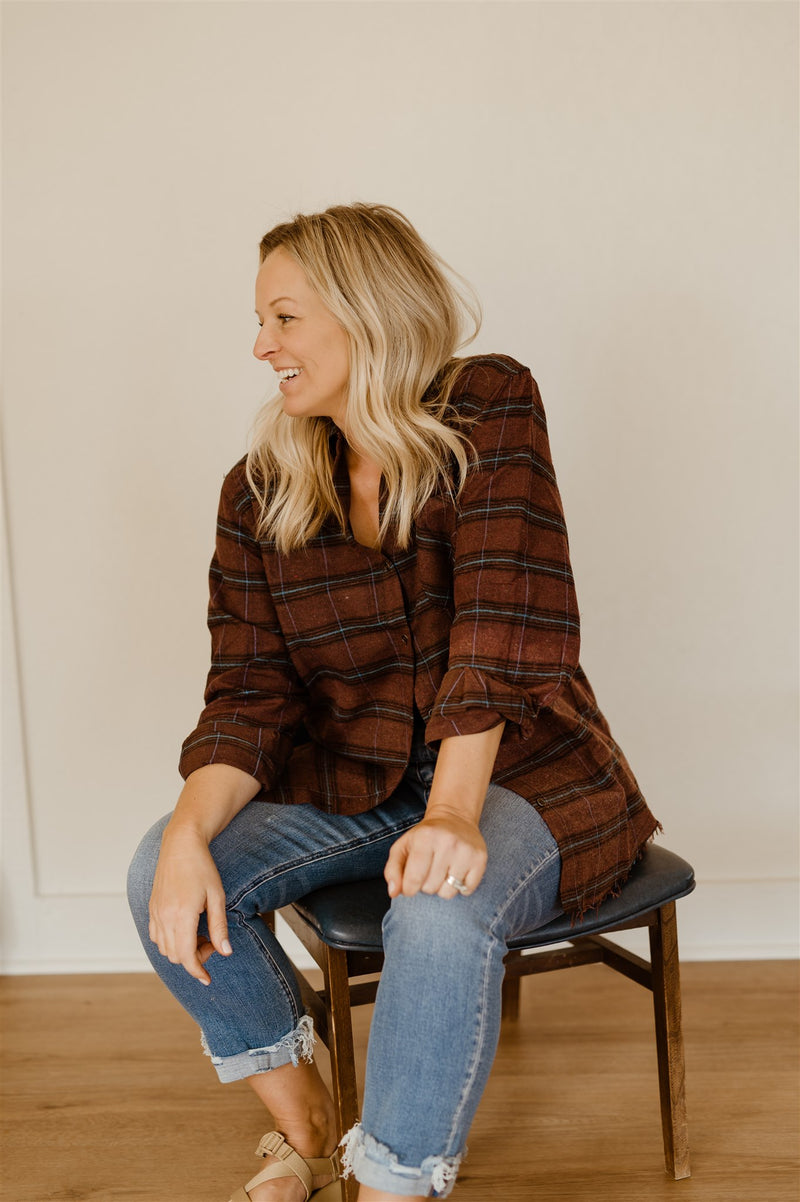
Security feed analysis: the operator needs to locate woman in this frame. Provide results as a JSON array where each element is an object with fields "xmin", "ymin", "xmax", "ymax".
[{"xmin": 128, "ymin": 203, "xmax": 659, "ymax": 1202}]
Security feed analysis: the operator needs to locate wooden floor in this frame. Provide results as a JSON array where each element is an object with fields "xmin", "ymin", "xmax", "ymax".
[{"xmin": 1, "ymin": 961, "xmax": 798, "ymax": 1201}]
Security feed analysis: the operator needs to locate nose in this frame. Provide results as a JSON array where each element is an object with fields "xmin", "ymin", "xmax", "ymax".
[{"xmin": 253, "ymin": 326, "xmax": 279, "ymax": 361}]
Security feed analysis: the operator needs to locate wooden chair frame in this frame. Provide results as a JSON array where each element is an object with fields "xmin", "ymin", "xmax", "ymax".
[{"xmin": 268, "ymin": 896, "xmax": 690, "ymax": 1201}]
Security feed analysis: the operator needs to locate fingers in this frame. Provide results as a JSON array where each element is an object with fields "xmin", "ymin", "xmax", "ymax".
[
  {"xmin": 206, "ymin": 888, "xmax": 233, "ymax": 959},
  {"xmin": 419, "ymin": 850, "xmax": 461, "ymax": 896},
  {"xmin": 418, "ymin": 829, "xmax": 486, "ymax": 899},
  {"xmin": 399, "ymin": 840, "xmax": 436, "ymax": 897},
  {"xmin": 385, "ymin": 820, "xmax": 487, "ymax": 900},
  {"xmin": 393, "ymin": 832, "xmax": 446, "ymax": 896},
  {"xmin": 386, "ymin": 834, "xmax": 442, "ymax": 898},
  {"xmin": 182, "ymin": 948, "xmax": 213, "ymax": 987},
  {"xmin": 197, "ymin": 937, "xmax": 217, "ymax": 967},
  {"xmin": 148, "ymin": 896, "xmax": 231, "ymax": 986},
  {"xmin": 149, "ymin": 912, "xmax": 213, "ymax": 985},
  {"xmin": 384, "ymin": 836, "xmax": 411, "ymax": 898},
  {"xmin": 437, "ymin": 863, "xmax": 482, "ymax": 900}
]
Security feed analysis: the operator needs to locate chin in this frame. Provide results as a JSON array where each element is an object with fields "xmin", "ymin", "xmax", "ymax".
[
  {"xmin": 281, "ymin": 396, "xmax": 315, "ymax": 418},
  {"xmin": 282, "ymin": 396, "xmax": 343, "ymax": 422}
]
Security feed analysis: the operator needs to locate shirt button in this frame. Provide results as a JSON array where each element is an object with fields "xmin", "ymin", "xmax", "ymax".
[{"xmin": 401, "ymin": 634, "xmax": 409, "ymax": 645}]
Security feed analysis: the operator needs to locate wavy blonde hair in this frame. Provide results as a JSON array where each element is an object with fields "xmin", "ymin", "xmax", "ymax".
[{"xmin": 246, "ymin": 203, "xmax": 481, "ymax": 552}]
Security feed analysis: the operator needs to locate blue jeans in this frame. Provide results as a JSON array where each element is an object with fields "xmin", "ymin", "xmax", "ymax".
[{"xmin": 127, "ymin": 746, "xmax": 562, "ymax": 1197}]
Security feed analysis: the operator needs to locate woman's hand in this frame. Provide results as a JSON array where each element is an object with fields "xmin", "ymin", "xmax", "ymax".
[
  {"xmin": 148, "ymin": 825, "xmax": 232, "ymax": 986},
  {"xmin": 147, "ymin": 763, "xmax": 260, "ymax": 984},
  {"xmin": 384, "ymin": 721, "xmax": 504, "ymax": 900},
  {"xmin": 384, "ymin": 810, "xmax": 488, "ymax": 900}
]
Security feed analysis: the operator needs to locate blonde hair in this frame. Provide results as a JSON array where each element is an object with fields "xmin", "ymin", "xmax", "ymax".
[{"xmin": 246, "ymin": 203, "xmax": 481, "ymax": 552}]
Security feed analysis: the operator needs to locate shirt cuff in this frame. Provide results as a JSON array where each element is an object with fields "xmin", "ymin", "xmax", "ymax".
[
  {"xmin": 426, "ymin": 666, "xmax": 538, "ymax": 742},
  {"xmin": 179, "ymin": 723, "xmax": 287, "ymax": 789}
]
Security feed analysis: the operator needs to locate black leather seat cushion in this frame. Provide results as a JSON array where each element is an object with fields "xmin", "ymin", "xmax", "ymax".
[{"xmin": 289, "ymin": 844, "xmax": 695, "ymax": 954}]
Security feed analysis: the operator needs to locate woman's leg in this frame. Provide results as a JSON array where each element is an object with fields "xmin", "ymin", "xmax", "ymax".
[
  {"xmin": 244, "ymin": 1061, "xmax": 341, "ymax": 1200},
  {"xmin": 127, "ymin": 782, "xmax": 426, "ymax": 1198},
  {"xmin": 128, "ymin": 787, "xmax": 424, "ymax": 1072},
  {"xmin": 343, "ymin": 785, "xmax": 562, "ymax": 1199}
]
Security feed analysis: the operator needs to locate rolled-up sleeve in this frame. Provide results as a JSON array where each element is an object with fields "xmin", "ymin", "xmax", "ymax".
[
  {"xmin": 179, "ymin": 461, "xmax": 308, "ymax": 786},
  {"xmin": 426, "ymin": 365, "xmax": 579, "ymax": 742}
]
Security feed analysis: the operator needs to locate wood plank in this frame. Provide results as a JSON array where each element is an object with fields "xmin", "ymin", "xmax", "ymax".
[{"xmin": 1, "ymin": 962, "xmax": 797, "ymax": 1201}]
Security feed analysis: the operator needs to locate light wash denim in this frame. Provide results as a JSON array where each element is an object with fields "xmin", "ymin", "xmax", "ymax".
[{"xmin": 127, "ymin": 735, "xmax": 562, "ymax": 1197}]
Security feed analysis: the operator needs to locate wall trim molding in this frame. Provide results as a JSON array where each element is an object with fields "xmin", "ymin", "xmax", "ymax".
[{"xmin": 1, "ymin": 883, "xmax": 797, "ymax": 975}]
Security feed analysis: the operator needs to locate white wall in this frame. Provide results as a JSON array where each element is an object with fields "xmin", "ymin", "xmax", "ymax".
[{"xmin": 2, "ymin": 0, "xmax": 797, "ymax": 972}]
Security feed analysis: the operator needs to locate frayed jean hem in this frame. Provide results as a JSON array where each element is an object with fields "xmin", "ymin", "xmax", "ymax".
[
  {"xmin": 340, "ymin": 1122, "xmax": 463, "ymax": 1198},
  {"xmin": 201, "ymin": 1014, "xmax": 315, "ymax": 1084}
]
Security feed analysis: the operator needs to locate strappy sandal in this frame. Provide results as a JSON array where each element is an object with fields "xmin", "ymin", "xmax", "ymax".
[{"xmin": 229, "ymin": 1130, "xmax": 342, "ymax": 1202}]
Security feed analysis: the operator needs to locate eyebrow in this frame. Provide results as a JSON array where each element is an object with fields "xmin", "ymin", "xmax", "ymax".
[{"xmin": 255, "ymin": 295, "xmax": 299, "ymax": 320}]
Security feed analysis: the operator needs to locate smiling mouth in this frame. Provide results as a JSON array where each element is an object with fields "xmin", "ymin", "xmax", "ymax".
[{"xmin": 276, "ymin": 368, "xmax": 302, "ymax": 382}]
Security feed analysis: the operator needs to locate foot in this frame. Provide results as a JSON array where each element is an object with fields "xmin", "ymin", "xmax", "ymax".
[
  {"xmin": 246, "ymin": 1160, "xmax": 335, "ymax": 1202},
  {"xmin": 238, "ymin": 1131, "xmax": 338, "ymax": 1202}
]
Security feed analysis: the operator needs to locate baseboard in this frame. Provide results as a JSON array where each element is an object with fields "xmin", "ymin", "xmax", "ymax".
[{"xmin": 1, "ymin": 881, "xmax": 797, "ymax": 974}]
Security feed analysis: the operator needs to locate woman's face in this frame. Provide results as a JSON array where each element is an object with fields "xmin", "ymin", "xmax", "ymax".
[{"xmin": 254, "ymin": 248, "xmax": 350, "ymax": 425}]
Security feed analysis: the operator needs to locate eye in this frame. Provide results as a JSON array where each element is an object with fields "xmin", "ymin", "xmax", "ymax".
[{"xmin": 277, "ymin": 313, "xmax": 295, "ymax": 325}]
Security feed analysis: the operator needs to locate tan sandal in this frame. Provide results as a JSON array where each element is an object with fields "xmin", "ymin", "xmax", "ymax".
[{"xmin": 229, "ymin": 1130, "xmax": 342, "ymax": 1202}]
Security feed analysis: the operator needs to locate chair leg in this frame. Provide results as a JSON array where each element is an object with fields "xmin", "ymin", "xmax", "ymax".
[
  {"xmin": 501, "ymin": 971, "xmax": 521, "ymax": 1021},
  {"xmin": 321, "ymin": 945, "xmax": 360, "ymax": 1202},
  {"xmin": 649, "ymin": 901, "xmax": 691, "ymax": 1179}
]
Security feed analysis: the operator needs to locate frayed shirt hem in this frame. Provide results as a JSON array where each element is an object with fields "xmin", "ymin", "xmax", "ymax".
[{"xmin": 340, "ymin": 1122, "xmax": 463, "ymax": 1198}]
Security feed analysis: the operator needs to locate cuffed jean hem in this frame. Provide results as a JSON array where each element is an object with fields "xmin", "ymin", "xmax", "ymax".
[
  {"xmin": 201, "ymin": 1014, "xmax": 315, "ymax": 1084},
  {"xmin": 340, "ymin": 1123, "xmax": 462, "ymax": 1198}
]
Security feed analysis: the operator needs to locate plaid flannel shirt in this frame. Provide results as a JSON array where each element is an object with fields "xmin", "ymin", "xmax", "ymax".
[{"xmin": 180, "ymin": 355, "xmax": 659, "ymax": 916}]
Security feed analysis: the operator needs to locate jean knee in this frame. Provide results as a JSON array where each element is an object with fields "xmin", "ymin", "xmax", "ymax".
[
  {"xmin": 382, "ymin": 890, "xmax": 492, "ymax": 964},
  {"xmin": 126, "ymin": 814, "xmax": 170, "ymax": 926}
]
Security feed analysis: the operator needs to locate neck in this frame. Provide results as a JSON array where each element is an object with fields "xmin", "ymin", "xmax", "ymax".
[{"xmin": 344, "ymin": 443, "xmax": 382, "ymax": 480}]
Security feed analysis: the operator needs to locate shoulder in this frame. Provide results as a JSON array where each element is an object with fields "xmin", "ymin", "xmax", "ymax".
[
  {"xmin": 445, "ymin": 355, "xmax": 547, "ymax": 452},
  {"xmin": 216, "ymin": 455, "xmax": 259, "ymax": 529},
  {"xmin": 217, "ymin": 455, "xmax": 251, "ymax": 501},
  {"xmin": 447, "ymin": 354, "xmax": 542, "ymax": 419},
  {"xmin": 453, "ymin": 353, "xmax": 529, "ymax": 391}
]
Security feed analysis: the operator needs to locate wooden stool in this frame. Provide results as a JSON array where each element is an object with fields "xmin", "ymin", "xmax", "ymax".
[{"xmin": 267, "ymin": 844, "xmax": 694, "ymax": 1198}]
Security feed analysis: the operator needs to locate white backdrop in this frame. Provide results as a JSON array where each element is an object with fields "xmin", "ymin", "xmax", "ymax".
[{"xmin": 2, "ymin": 0, "xmax": 797, "ymax": 971}]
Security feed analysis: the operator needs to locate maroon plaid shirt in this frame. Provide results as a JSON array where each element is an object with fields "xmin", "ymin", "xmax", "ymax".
[{"xmin": 180, "ymin": 356, "xmax": 659, "ymax": 916}]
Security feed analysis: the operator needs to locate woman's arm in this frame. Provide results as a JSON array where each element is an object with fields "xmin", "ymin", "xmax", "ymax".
[
  {"xmin": 156, "ymin": 463, "xmax": 307, "ymax": 985},
  {"xmin": 384, "ymin": 722, "xmax": 505, "ymax": 900},
  {"xmin": 148, "ymin": 763, "xmax": 260, "ymax": 986},
  {"xmin": 426, "ymin": 362, "xmax": 580, "ymax": 745},
  {"xmin": 179, "ymin": 460, "xmax": 309, "ymax": 789}
]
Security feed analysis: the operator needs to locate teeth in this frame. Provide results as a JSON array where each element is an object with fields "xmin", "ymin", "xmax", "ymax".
[{"xmin": 277, "ymin": 368, "xmax": 301, "ymax": 381}]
